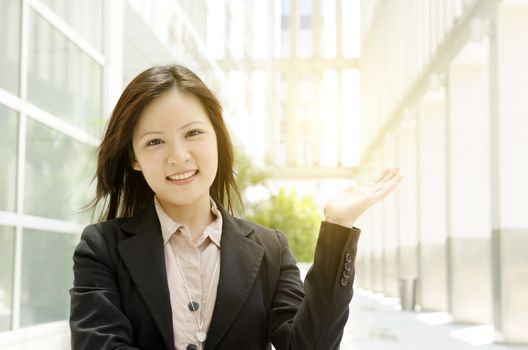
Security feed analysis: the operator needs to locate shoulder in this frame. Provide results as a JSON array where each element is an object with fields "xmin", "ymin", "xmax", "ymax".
[
  {"xmin": 81, "ymin": 218, "xmax": 127, "ymax": 237},
  {"xmin": 78, "ymin": 217, "xmax": 130, "ymax": 250},
  {"xmin": 74, "ymin": 218, "xmax": 131, "ymax": 268},
  {"xmin": 230, "ymin": 216, "xmax": 288, "ymax": 252}
]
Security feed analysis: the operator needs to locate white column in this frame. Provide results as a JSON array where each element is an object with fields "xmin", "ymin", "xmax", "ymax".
[
  {"xmin": 382, "ymin": 133, "xmax": 399, "ymax": 297},
  {"xmin": 370, "ymin": 151, "xmax": 384, "ymax": 293},
  {"xmin": 417, "ymin": 86, "xmax": 448, "ymax": 311},
  {"xmin": 356, "ymin": 163, "xmax": 373, "ymax": 290},
  {"xmin": 447, "ymin": 38, "xmax": 492, "ymax": 323},
  {"xmin": 397, "ymin": 109, "xmax": 418, "ymax": 280},
  {"xmin": 494, "ymin": 1, "xmax": 528, "ymax": 343}
]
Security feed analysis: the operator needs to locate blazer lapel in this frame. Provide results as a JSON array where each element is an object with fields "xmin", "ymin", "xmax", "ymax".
[
  {"xmin": 205, "ymin": 201, "xmax": 264, "ymax": 350},
  {"xmin": 117, "ymin": 202, "xmax": 174, "ymax": 350}
]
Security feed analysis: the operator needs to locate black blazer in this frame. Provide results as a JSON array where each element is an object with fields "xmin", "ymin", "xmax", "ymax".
[{"xmin": 69, "ymin": 198, "xmax": 361, "ymax": 350}]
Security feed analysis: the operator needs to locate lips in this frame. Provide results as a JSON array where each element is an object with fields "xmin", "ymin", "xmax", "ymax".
[{"xmin": 166, "ymin": 170, "xmax": 198, "ymax": 181}]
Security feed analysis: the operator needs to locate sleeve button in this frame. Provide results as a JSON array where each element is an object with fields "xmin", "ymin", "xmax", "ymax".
[
  {"xmin": 340, "ymin": 277, "xmax": 349, "ymax": 286},
  {"xmin": 344, "ymin": 262, "xmax": 352, "ymax": 272},
  {"xmin": 345, "ymin": 252, "xmax": 352, "ymax": 263}
]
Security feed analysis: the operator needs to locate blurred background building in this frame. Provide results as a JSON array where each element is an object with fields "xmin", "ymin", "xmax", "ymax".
[
  {"xmin": 355, "ymin": 0, "xmax": 528, "ymax": 346},
  {"xmin": 0, "ymin": 0, "xmax": 526, "ymax": 349}
]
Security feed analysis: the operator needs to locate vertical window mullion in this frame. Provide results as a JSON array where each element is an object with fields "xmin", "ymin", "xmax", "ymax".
[{"xmin": 12, "ymin": 0, "xmax": 31, "ymax": 330}]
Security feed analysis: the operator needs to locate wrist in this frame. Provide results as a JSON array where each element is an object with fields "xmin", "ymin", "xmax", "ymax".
[{"xmin": 323, "ymin": 216, "xmax": 356, "ymax": 228}]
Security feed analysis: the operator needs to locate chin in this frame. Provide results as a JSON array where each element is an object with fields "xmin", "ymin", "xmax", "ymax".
[{"xmin": 158, "ymin": 191, "xmax": 208, "ymax": 206}]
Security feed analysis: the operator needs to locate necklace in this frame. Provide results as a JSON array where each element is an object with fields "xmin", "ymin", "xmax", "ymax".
[{"xmin": 175, "ymin": 254, "xmax": 220, "ymax": 344}]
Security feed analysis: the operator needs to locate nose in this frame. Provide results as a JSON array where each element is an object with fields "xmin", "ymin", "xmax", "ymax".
[{"xmin": 166, "ymin": 140, "xmax": 190, "ymax": 165}]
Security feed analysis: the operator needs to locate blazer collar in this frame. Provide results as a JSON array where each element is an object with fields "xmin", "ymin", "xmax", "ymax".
[
  {"xmin": 205, "ymin": 199, "xmax": 264, "ymax": 350},
  {"xmin": 118, "ymin": 197, "xmax": 263, "ymax": 350},
  {"xmin": 118, "ymin": 200, "xmax": 174, "ymax": 349},
  {"xmin": 120, "ymin": 197, "xmax": 255, "ymax": 237}
]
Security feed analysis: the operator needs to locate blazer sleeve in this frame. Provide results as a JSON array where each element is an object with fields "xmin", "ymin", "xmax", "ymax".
[
  {"xmin": 69, "ymin": 224, "xmax": 139, "ymax": 350},
  {"xmin": 268, "ymin": 221, "xmax": 361, "ymax": 350}
]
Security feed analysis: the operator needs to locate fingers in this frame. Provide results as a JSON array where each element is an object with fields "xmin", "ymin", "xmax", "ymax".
[
  {"xmin": 377, "ymin": 167, "xmax": 400, "ymax": 183},
  {"xmin": 374, "ymin": 168, "xmax": 390, "ymax": 182},
  {"xmin": 349, "ymin": 168, "xmax": 402, "ymax": 198},
  {"xmin": 375, "ymin": 173, "xmax": 404, "ymax": 198}
]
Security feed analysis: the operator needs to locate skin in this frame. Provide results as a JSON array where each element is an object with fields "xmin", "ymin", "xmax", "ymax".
[
  {"xmin": 323, "ymin": 167, "xmax": 404, "ymax": 228},
  {"xmin": 131, "ymin": 89, "xmax": 218, "ymax": 240},
  {"xmin": 131, "ymin": 88, "xmax": 403, "ymax": 238}
]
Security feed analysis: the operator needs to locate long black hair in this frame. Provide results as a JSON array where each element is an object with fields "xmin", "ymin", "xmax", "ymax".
[{"xmin": 87, "ymin": 64, "xmax": 242, "ymax": 221}]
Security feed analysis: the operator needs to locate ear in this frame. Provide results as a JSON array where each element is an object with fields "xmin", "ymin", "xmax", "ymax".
[
  {"xmin": 129, "ymin": 146, "xmax": 141, "ymax": 171},
  {"xmin": 132, "ymin": 158, "xmax": 142, "ymax": 171}
]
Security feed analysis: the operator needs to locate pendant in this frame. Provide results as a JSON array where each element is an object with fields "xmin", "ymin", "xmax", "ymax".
[{"xmin": 196, "ymin": 331, "xmax": 207, "ymax": 343}]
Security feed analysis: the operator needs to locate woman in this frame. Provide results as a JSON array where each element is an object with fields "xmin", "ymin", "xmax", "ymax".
[{"xmin": 69, "ymin": 64, "xmax": 402, "ymax": 350}]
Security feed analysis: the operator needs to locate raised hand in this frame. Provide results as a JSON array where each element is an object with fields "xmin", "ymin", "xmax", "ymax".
[{"xmin": 323, "ymin": 167, "xmax": 403, "ymax": 228}]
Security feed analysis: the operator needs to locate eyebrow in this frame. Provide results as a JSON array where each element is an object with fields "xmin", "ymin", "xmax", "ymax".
[
  {"xmin": 139, "ymin": 121, "xmax": 205, "ymax": 139},
  {"xmin": 139, "ymin": 131, "xmax": 163, "ymax": 139}
]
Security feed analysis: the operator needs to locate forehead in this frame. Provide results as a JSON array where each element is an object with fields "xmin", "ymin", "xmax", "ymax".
[{"xmin": 135, "ymin": 89, "xmax": 209, "ymax": 131}]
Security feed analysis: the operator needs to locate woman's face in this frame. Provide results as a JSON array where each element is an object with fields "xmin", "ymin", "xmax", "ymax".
[{"xmin": 131, "ymin": 89, "xmax": 218, "ymax": 213}]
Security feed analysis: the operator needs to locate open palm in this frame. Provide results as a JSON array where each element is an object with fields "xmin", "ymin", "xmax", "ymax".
[{"xmin": 324, "ymin": 168, "xmax": 403, "ymax": 228}]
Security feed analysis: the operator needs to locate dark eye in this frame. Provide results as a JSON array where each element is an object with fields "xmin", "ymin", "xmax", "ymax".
[
  {"xmin": 186, "ymin": 130, "xmax": 203, "ymax": 138},
  {"xmin": 146, "ymin": 138, "xmax": 163, "ymax": 146}
]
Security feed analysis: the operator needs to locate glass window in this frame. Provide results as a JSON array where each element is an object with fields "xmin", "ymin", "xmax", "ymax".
[
  {"xmin": 341, "ymin": 69, "xmax": 360, "ymax": 166},
  {"xmin": 297, "ymin": 74, "xmax": 314, "ymax": 120},
  {"xmin": 281, "ymin": 0, "xmax": 291, "ymax": 57},
  {"xmin": 342, "ymin": 0, "xmax": 360, "ymax": 58},
  {"xmin": 229, "ymin": 0, "xmax": 244, "ymax": 59},
  {"xmin": 0, "ymin": 226, "xmax": 15, "ymax": 332},
  {"xmin": 27, "ymin": 9, "xmax": 103, "ymax": 136},
  {"xmin": 206, "ymin": 0, "xmax": 225, "ymax": 59},
  {"xmin": 250, "ymin": 0, "xmax": 269, "ymax": 59},
  {"xmin": 228, "ymin": 71, "xmax": 246, "ymax": 118},
  {"xmin": 297, "ymin": 136, "xmax": 313, "ymax": 166},
  {"xmin": 24, "ymin": 119, "xmax": 96, "ymax": 224},
  {"xmin": 39, "ymin": 0, "xmax": 103, "ymax": 52},
  {"xmin": 298, "ymin": 0, "xmax": 312, "ymax": 57},
  {"xmin": 321, "ymin": 0, "xmax": 336, "ymax": 58},
  {"xmin": 0, "ymin": 105, "xmax": 18, "ymax": 212},
  {"xmin": 319, "ymin": 70, "xmax": 338, "ymax": 167},
  {"xmin": 20, "ymin": 229, "xmax": 78, "ymax": 327},
  {"xmin": 278, "ymin": 136, "xmax": 288, "ymax": 166},
  {"xmin": 0, "ymin": 0, "xmax": 21, "ymax": 95}
]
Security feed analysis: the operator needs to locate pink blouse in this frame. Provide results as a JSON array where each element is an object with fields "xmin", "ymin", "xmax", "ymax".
[{"xmin": 154, "ymin": 196, "xmax": 222, "ymax": 350}]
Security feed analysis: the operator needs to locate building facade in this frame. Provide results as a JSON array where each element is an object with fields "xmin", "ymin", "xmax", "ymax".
[
  {"xmin": 0, "ymin": 0, "xmax": 361, "ymax": 348},
  {"xmin": 356, "ymin": 0, "xmax": 528, "ymax": 345},
  {"xmin": 0, "ymin": 0, "xmax": 105, "ymax": 348}
]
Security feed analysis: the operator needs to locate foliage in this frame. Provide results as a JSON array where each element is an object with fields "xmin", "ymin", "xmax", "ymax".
[
  {"xmin": 244, "ymin": 188, "xmax": 321, "ymax": 263},
  {"xmin": 231, "ymin": 145, "xmax": 322, "ymax": 262},
  {"xmin": 234, "ymin": 148, "xmax": 271, "ymax": 191},
  {"xmin": 230, "ymin": 146, "xmax": 271, "ymax": 216}
]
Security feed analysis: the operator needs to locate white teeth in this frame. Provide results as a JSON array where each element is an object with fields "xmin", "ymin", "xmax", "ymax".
[{"xmin": 167, "ymin": 170, "xmax": 197, "ymax": 181}]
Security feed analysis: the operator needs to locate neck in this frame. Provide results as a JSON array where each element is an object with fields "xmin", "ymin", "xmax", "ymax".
[{"xmin": 157, "ymin": 194, "xmax": 215, "ymax": 240}]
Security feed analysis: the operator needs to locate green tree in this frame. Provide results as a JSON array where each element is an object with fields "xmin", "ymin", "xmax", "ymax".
[
  {"xmin": 244, "ymin": 188, "xmax": 321, "ymax": 263},
  {"xmin": 231, "ymin": 146, "xmax": 322, "ymax": 262},
  {"xmin": 230, "ymin": 146, "xmax": 271, "ymax": 216}
]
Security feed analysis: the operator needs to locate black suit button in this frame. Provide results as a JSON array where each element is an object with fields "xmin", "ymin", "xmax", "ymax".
[
  {"xmin": 344, "ymin": 262, "xmax": 352, "ymax": 272},
  {"xmin": 187, "ymin": 344, "xmax": 198, "ymax": 350},
  {"xmin": 345, "ymin": 252, "xmax": 352, "ymax": 263},
  {"xmin": 188, "ymin": 301, "xmax": 199, "ymax": 312},
  {"xmin": 342, "ymin": 270, "xmax": 350, "ymax": 278},
  {"xmin": 340, "ymin": 277, "xmax": 348, "ymax": 286}
]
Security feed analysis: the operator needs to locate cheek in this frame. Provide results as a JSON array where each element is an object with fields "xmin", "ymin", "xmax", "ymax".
[
  {"xmin": 208, "ymin": 141, "xmax": 219, "ymax": 170},
  {"xmin": 201, "ymin": 149, "xmax": 217, "ymax": 171},
  {"xmin": 136, "ymin": 151, "xmax": 164, "ymax": 173},
  {"xmin": 198, "ymin": 134, "xmax": 218, "ymax": 164}
]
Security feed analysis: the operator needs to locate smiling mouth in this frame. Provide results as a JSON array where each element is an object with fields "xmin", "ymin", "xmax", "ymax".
[{"xmin": 166, "ymin": 170, "xmax": 198, "ymax": 181}]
